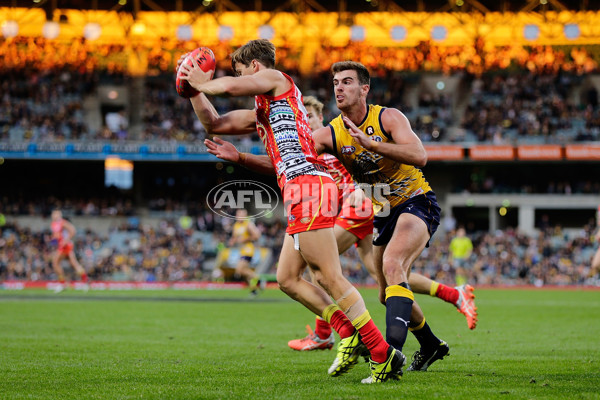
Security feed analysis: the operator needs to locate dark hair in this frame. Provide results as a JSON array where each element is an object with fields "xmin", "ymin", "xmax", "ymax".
[
  {"xmin": 331, "ymin": 61, "xmax": 370, "ymax": 85},
  {"xmin": 231, "ymin": 39, "xmax": 276, "ymax": 70}
]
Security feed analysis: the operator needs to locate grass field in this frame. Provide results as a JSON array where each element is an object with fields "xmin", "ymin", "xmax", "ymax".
[{"xmin": 1, "ymin": 287, "xmax": 599, "ymax": 400}]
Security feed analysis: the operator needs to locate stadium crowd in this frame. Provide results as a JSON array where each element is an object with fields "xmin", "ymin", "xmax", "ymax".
[
  {"xmin": 1, "ymin": 37, "xmax": 598, "ymax": 144},
  {"xmin": 1, "ymin": 37, "xmax": 599, "ymax": 288},
  {"xmin": 1, "ymin": 212, "xmax": 598, "ymax": 287}
]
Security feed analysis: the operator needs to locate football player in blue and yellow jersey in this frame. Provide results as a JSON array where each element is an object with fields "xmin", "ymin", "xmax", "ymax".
[
  {"xmin": 310, "ymin": 61, "xmax": 452, "ymax": 374},
  {"xmin": 229, "ymin": 209, "xmax": 262, "ymax": 295}
]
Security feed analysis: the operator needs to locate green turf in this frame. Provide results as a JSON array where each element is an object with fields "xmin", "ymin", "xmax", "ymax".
[{"xmin": 1, "ymin": 288, "xmax": 599, "ymax": 399}]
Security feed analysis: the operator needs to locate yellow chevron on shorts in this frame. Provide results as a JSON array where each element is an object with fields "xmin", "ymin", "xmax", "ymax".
[{"xmin": 306, "ymin": 176, "xmax": 325, "ymax": 231}]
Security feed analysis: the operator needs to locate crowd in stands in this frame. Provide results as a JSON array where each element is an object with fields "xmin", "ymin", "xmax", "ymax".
[
  {"xmin": 315, "ymin": 40, "xmax": 599, "ymax": 76},
  {"xmin": 0, "ymin": 196, "xmax": 136, "ymax": 217},
  {"xmin": 413, "ymin": 223, "xmax": 600, "ymax": 286},
  {"xmin": 1, "ymin": 211, "xmax": 598, "ymax": 287},
  {"xmin": 1, "ymin": 37, "xmax": 599, "ymax": 144},
  {"xmin": 460, "ymin": 70, "xmax": 599, "ymax": 144}
]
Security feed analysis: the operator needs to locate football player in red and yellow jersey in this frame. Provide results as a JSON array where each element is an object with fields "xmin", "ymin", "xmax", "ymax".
[{"xmin": 181, "ymin": 40, "xmax": 399, "ymax": 382}]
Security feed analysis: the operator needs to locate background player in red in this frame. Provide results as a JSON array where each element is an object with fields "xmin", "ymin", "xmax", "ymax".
[
  {"xmin": 179, "ymin": 39, "xmax": 402, "ymax": 382},
  {"xmin": 50, "ymin": 209, "xmax": 88, "ymax": 292},
  {"xmin": 286, "ymin": 96, "xmax": 377, "ymax": 351}
]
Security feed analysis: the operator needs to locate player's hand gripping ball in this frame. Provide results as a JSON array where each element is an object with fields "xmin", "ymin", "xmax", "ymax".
[{"xmin": 175, "ymin": 47, "xmax": 216, "ymax": 98}]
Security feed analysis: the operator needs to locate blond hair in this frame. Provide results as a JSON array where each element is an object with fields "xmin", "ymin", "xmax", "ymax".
[{"xmin": 303, "ymin": 96, "xmax": 324, "ymax": 115}]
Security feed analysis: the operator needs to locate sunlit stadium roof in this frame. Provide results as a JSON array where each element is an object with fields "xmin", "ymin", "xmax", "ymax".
[{"xmin": 0, "ymin": 0, "xmax": 595, "ymax": 13}]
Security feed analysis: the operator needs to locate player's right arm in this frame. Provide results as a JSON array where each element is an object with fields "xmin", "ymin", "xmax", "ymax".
[
  {"xmin": 190, "ymin": 95, "xmax": 256, "ymax": 135},
  {"xmin": 204, "ymin": 137, "xmax": 275, "ymax": 175}
]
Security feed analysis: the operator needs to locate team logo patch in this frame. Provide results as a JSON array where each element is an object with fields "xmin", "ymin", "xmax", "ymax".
[
  {"xmin": 341, "ymin": 146, "xmax": 356, "ymax": 154},
  {"xmin": 300, "ymin": 217, "xmax": 311, "ymax": 224},
  {"xmin": 288, "ymin": 214, "xmax": 296, "ymax": 221},
  {"xmin": 366, "ymin": 126, "xmax": 375, "ymax": 136},
  {"xmin": 371, "ymin": 136, "xmax": 382, "ymax": 142}
]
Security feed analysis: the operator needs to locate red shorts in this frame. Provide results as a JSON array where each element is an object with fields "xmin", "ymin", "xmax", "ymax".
[
  {"xmin": 283, "ymin": 175, "xmax": 337, "ymax": 235},
  {"xmin": 57, "ymin": 242, "xmax": 73, "ymax": 256},
  {"xmin": 335, "ymin": 197, "xmax": 374, "ymax": 241}
]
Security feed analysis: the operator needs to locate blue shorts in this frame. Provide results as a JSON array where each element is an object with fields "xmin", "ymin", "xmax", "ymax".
[{"xmin": 372, "ymin": 191, "xmax": 441, "ymax": 247}]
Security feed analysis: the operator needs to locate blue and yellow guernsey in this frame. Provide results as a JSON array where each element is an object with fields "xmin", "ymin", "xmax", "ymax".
[
  {"xmin": 328, "ymin": 104, "xmax": 431, "ymax": 216},
  {"xmin": 232, "ymin": 220, "xmax": 256, "ymax": 258}
]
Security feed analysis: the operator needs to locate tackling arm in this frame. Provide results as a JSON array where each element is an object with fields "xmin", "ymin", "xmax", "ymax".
[
  {"xmin": 311, "ymin": 126, "xmax": 335, "ymax": 156},
  {"xmin": 343, "ymin": 109, "xmax": 427, "ymax": 167}
]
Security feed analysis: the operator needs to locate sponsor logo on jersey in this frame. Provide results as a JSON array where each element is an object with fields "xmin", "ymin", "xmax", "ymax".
[
  {"xmin": 366, "ymin": 126, "xmax": 375, "ymax": 136},
  {"xmin": 341, "ymin": 145, "xmax": 356, "ymax": 154},
  {"xmin": 300, "ymin": 217, "xmax": 311, "ymax": 224}
]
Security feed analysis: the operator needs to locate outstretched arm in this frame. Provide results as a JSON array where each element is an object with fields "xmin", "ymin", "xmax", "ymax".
[
  {"xmin": 311, "ymin": 126, "xmax": 335, "ymax": 155},
  {"xmin": 343, "ymin": 108, "xmax": 427, "ymax": 167},
  {"xmin": 204, "ymin": 137, "xmax": 275, "ymax": 176}
]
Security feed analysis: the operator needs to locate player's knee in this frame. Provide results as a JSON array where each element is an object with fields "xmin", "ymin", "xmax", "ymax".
[
  {"xmin": 318, "ymin": 275, "xmax": 350, "ymax": 297},
  {"xmin": 381, "ymin": 254, "xmax": 410, "ymax": 276},
  {"xmin": 276, "ymin": 273, "xmax": 298, "ymax": 296}
]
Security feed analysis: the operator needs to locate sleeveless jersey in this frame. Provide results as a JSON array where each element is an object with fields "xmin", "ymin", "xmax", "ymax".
[
  {"xmin": 328, "ymin": 104, "xmax": 431, "ymax": 215},
  {"xmin": 318, "ymin": 152, "xmax": 355, "ymax": 201},
  {"xmin": 51, "ymin": 219, "xmax": 68, "ymax": 242},
  {"xmin": 254, "ymin": 72, "xmax": 329, "ymax": 189},
  {"xmin": 232, "ymin": 220, "xmax": 253, "ymax": 243}
]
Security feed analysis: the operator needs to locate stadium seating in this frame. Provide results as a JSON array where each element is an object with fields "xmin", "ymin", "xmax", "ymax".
[{"xmin": 1, "ymin": 39, "xmax": 598, "ymax": 145}]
